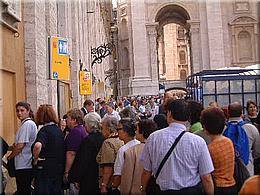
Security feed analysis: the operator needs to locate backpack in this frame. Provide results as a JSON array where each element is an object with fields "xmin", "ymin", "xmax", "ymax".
[
  {"xmin": 223, "ymin": 121, "xmax": 250, "ymax": 191},
  {"xmin": 223, "ymin": 121, "xmax": 249, "ymax": 165}
]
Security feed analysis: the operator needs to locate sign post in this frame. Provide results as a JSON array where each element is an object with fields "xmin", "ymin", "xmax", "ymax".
[
  {"xmin": 79, "ymin": 71, "xmax": 92, "ymax": 95},
  {"xmin": 49, "ymin": 36, "xmax": 70, "ymax": 80}
]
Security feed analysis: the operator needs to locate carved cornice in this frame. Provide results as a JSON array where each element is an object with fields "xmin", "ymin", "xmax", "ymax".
[
  {"xmin": 229, "ymin": 16, "xmax": 258, "ymax": 25},
  {"xmin": 146, "ymin": 22, "xmax": 159, "ymax": 36}
]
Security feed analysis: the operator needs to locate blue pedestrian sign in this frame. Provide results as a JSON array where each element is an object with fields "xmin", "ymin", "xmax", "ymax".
[
  {"xmin": 58, "ymin": 39, "xmax": 68, "ymax": 55},
  {"xmin": 53, "ymin": 72, "xmax": 58, "ymax": 79}
]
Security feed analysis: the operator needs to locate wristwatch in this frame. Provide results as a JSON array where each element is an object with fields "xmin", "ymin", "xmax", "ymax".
[{"xmin": 140, "ymin": 185, "xmax": 145, "ymax": 192}]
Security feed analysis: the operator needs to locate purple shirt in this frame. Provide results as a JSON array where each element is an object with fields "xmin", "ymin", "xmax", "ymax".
[{"xmin": 65, "ymin": 125, "xmax": 87, "ymax": 152}]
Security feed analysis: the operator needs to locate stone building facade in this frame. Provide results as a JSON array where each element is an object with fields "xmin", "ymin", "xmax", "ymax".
[
  {"xmin": 23, "ymin": 0, "xmax": 113, "ymax": 117},
  {"xmin": 1, "ymin": 0, "xmax": 113, "ymax": 146},
  {"xmin": 116, "ymin": 0, "xmax": 259, "ymax": 96}
]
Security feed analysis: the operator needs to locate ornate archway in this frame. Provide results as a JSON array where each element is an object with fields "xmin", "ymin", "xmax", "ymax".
[{"xmin": 155, "ymin": 4, "xmax": 192, "ymax": 88}]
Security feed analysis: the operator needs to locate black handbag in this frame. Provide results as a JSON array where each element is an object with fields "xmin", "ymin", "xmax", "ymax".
[
  {"xmin": 7, "ymin": 158, "xmax": 16, "ymax": 177},
  {"xmin": 146, "ymin": 131, "xmax": 186, "ymax": 195}
]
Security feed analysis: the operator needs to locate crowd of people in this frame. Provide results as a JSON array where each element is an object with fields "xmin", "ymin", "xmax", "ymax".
[{"xmin": 1, "ymin": 92, "xmax": 260, "ymax": 195}]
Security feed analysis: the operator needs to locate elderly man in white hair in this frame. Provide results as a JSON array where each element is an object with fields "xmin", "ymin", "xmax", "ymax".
[{"xmin": 68, "ymin": 112, "xmax": 104, "ymax": 195}]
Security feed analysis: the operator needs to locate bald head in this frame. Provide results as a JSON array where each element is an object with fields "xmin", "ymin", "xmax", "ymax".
[{"xmin": 228, "ymin": 102, "xmax": 243, "ymax": 118}]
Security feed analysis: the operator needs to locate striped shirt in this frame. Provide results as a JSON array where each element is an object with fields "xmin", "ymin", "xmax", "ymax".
[{"xmin": 140, "ymin": 123, "xmax": 214, "ymax": 191}]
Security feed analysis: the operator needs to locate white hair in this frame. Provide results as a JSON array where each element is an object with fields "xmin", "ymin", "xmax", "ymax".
[{"xmin": 84, "ymin": 112, "xmax": 101, "ymax": 131}]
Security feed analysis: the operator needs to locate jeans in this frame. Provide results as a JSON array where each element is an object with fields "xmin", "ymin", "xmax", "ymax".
[
  {"xmin": 34, "ymin": 171, "xmax": 62, "ymax": 195},
  {"xmin": 15, "ymin": 169, "xmax": 33, "ymax": 195}
]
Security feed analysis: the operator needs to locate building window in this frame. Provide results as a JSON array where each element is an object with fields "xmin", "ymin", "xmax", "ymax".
[
  {"xmin": 120, "ymin": 19, "xmax": 128, "ymax": 39},
  {"xmin": 180, "ymin": 69, "xmax": 187, "ymax": 80},
  {"xmin": 238, "ymin": 31, "xmax": 252, "ymax": 62},
  {"xmin": 179, "ymin": 51, "xmax": 186, "ymax": 64},
  {"xmin": 178, "ymin": 27, "xmax": 185, "ymax": 39},
  {"xmin": 1, "ymin": 0, "xmax": 21, "ymax": 32}
]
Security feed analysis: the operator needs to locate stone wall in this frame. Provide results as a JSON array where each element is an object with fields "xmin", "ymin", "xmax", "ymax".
[{"xmin": 23, "ymin": 0, "xmax": 111, "ymax": 115}]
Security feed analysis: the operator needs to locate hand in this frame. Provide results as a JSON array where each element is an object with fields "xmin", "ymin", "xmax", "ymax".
[
  {"xmin": 74, "ymin": 182, "xmax": 80, "ymax": 190},
  {"xmin": 33, "ymin": 159, "xmax": 38, "ymax": 166},
  {"xmin": 63, "ymin": 172, "xmax": 69, "ymax": 184},
  {"xmin": 100, "ymin": 185, "xmax": 108, "ymax": 194}
]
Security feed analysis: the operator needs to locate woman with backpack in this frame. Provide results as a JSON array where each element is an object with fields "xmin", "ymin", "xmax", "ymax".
[{"xmin": 7, "ymin": 101, "xmax": 37, "ymax": 195}]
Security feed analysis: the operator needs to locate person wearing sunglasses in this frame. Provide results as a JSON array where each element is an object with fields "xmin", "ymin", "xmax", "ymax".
[{"xmin": 110, "ymin": 118, "xmax": 140, "ymax": 192}]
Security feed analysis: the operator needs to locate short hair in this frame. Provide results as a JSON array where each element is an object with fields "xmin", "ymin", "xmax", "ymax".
[
  {"xmin": 84, "ymin": 112, "xmax": 101, "ymax": 131},
  {"xmin": 137, "ymin": 119, "xmax": 157, "ymax": 139},
  {"xmin": 35, "ymin": 104, "xmax": 59, "ymax": 125},
  {"xmin": 166, "ymin": 99, "xmax": 189, "ymax": 121},
  {"xmin": 246, "ymin": 100, "xmax": 257, "ymax": 112},
  {"xmin": 101, "ymin": 116, "xmax": 118, "ymax": 133},
  {"xmin": 16, "ymin": 101, "xmax": 34, "ymax": 120},
  {"xmin": 106, "ymin": 102, "xmax": 115, "ymax": 109},
  {"xmin": 187, "ymin": 100, "xmax": 204, "ymax": 125},
  {"xmin": 67, "ymin": 108, "xmax": 84, "ymax": 125},
  {"xmin": 153, "ymin": 114, "xmax": 168, "ymax": 129},
  {"xmin": 228, "ymin": 102, "xmax": 243, "ymax": 117},
  {"xmin": 119, "ymin": 107, "xmax": 137, "ymax": 121},
  {"xmin": 83, "ymin": 99, "xmax": 94, "ymax": 107},
  {"xmin": 201, "ymin": 107, "xmax": 226, "ymax": 135},
  {"xmin": 119, "ymin": 118, "xmax": 136, "ymax": 137}
]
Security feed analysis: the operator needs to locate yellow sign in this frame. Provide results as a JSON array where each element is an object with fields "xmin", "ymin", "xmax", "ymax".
[
  {"xmin": 50, "ymin": 36, "xmax": 70, "ymax": 80},
  {"xmin": 79, "ymin": 71, "xmax": 92, "ymax": 95}
]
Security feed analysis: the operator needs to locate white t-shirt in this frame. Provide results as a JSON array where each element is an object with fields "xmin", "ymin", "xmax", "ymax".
[
  {"xmin": 15, "ymin": 118, "xmax": 37, "ymax": 170},
  {"xmin": 104, "ymin": 110, "xmax": 121, "ymax": 121},
  {"xmin": 113, "ymin": 139, "xmax": 140, "ymax": 176}
]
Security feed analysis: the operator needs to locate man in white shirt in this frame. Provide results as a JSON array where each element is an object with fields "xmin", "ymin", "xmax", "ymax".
[
  {"xmin": 226, "ymin": 102, "xmax": 260, "ymax": 175},
  {"xmin": 104, "ymin": 102, "xmax": 121, "ymax": 121},
  {"xmin": 140, "ymin": 99, "xmax": 214, "ymax": 195}
]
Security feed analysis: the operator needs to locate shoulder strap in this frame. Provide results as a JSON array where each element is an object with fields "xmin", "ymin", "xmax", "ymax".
[
  {"xmin": 22, "ymin": 118, "xmax": 32, "ymax": 125},
  {"xmin": 155, "ymin": 131, "xmax": 186, "ymax": 178}
]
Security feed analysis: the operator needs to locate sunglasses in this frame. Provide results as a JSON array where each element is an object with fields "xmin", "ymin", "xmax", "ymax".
[{"xmin": 116, "ymin": 127, "xmax": 123, "ymax": 131}]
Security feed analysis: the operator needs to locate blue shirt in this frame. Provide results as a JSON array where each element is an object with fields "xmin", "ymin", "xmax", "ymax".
[{"xmin": 140, "ymin": 123, "xmax": 214, "ymax": 190}]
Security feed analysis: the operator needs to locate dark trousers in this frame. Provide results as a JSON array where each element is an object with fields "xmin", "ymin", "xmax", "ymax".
[
  {"xmin": 158, "ymin": 183, "xmax": 203, "ymax": 195},
  {"xmin": 215, "ymin": 185, "xmax": 237, "ymax": 195},
  {"xmin": 254, "ymin": 158, "xmax": 260, "ymax": 174},
  {"xmin": 15, "ymin": 169, "xmax": 33, "ymax": 195},
  {"xmin": 34, "ymin": 170, "xmax": 62, "ymax": 195}
]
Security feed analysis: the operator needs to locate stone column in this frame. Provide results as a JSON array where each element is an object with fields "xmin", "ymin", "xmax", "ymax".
[
  {"xmin": 130, "ymin": 0, "xmax": 149, "ymax": 78},
  {"xmin": 146, "ymin": 23, "xmax": 159, "ymax": 85},
  {"xmin": 188, "ymin": 20, "xmax": 203, "ymax": 74},
  {"xmin": 46, "ymin": 0, "xmax": 59, "ymax": 110},
  {"xmin": 206, "ymin": 0, "xmax": 225, "ymax": 69},
  {"xmin": 253, "ymin": 22, "xmax": 259, "ymax": 62},
  {"xmin": 129, "ymin": 0, "xmax": 158, "ymax": 95},
  {"xmin": 230, "ymin": 26, "xmax": 237, "ymax": 65},
  {"xmin": 24, "ymin": 1, "xmax": 48, "ymax": 111}
]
